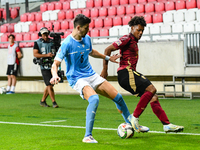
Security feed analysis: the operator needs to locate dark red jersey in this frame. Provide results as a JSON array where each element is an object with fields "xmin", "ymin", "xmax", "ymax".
[{"xmin": 112, "ymin": 33, "xmax": 139, "ymax": 71}]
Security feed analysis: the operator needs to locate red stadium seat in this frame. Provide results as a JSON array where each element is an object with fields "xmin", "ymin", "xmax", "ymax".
[
  {"xmin": 8, "ymin": 24, "xmax": 14, "ymax": 33},
  {"xmin": 103, "ymin": 0, "xmax": 111, "ymax": 6},
  {"xmin": 2, "ymin": 43, "xmax": 9, "ymax": 48},
  {"xmin": 55, "ymin": 1, "xmax": 63, "ymax": 10},
  {"xmin": 120, "ymin": 0, "xmax": 129, "ymax": 5},
  {"xmin": 58, "ymin": 10, "xmax": 66, "ymax": 20},
  {"xmin": 63, "ymin": 1, "xmax": 70, "ymax": 10},
  {"xmin": 186, "ymin": 0, "xmax": 197, "ymax": 9},
  {"xmin": 165, "ymin": 1, "xmax": 175, "ymax": 11},
  {"xmin": 28, "ymin": 13, "xmax": 35, "ymax": 22},
  {"xmin": 148, "ymin": 0, "xmax": 156, "ymax": 2},
  {"xmin": 73, "ymin": 9, "xmax": 82, "ymax": 17},
  {"xmin": 69, "ymin": 20, "xmax": 74, "ymax": 29},
  {"xmin": 111, "ymin": 0, "xmax": 120, "ymax": 6},
  {"xmin": 126, "ymin": 5, "xmax": 135, "ymax": 15},
  {"xmin": 94, "ymin": 18, "xmax": 104, "ymax": 28},
  {"xmin": 176, "ymin": 1, "xmax": 186, "ymax": 10},
  {"xmin": 64, "ymin": 30, "xmax": 72, "ymax": 38},
  {"xmin": 10, "ymin": 7, "xmax": 19, "ymax": 19},
  {"xmin": 145, "ymin": 3, "xmax": 154, "ymax": 13},
  {"xmin": 135, "ymin": 4, "xmax": 145, "ymax": 14},
  {"xmin": 100, "ymin": 28, "xmax": 109, "ymax": 36},
  {"xmin": 144, "ymin": 14, "xmax": 152, "ymax": 23},
  {"xmin": 198, "ymin": 0, "xmax": 200, "ymax": 9},
  {"xmin": 155, "ymin": 2, "xmax": 165, "ymax": 12},
  {"xmin": 31, "ymin": 32, "xmax": 39, "ymax": 40},
  {"xmin": 45, "ymin": 22, "xmax": 53, "ymax": 31},
  {"xmin": 48, "ymin": 3, "xmax": 55, "ymax": 11},
  {"xmin": 86, "ymin": 0, "xmax": 94, "ymax": 8},
  {"xmin": 61, "ymin": 20, "xmax": 69, "ymax": 30},
  {"xmin": 129, "ymin": 0, "xmax": 138, "ymax": 4},
  {"xmin": 66, "ymin": 10, "xmax": 74, "ymax": 19},
  {"xmin": 94, "ymin": 0, "xmax": 103, "ymax": 7},
  {"xmin": 0, "ymin": 8, "xmax": 3, "ymax": 20},
  {"xmin": 99, "ymin": 7, "xmax": 108, "ymax": 17},
  {"xmin": 113, "ymin": 16, "xmax": 122, "ymax": 26},
  {"xmin": 90, "ymin": 8, "xmax": 99, "ymax": 18},
  {"xmin": 1, "ymin": 34, "xmax": 8, "ymax": 42},
  {"xmin": 82, "ymin": 9, "xmax": 90, "ymax": 17},
  {"xmin": 138, "ymin": 0, "xmax": 147, "ymax": 4},
  {"xmin": 123, "ymin": 15, "xmax": 132, "ymax": 25},
  {"xmin": 104, "ymin": 17, "xmax": 113, "ymax": 27},
  {"xmin": 90, "ymin": 29, "xmax": 99, "ymax": 37},
  {"xmin": 3, "ymin": 9, "xmax": 11, "ymax": 20},
  {"xmin": 0, "ymin": 24, "xmax": 8, "ymax": 33},
  {"xmin": 35, "ymin": 12, "xmax": 42, "ymax": 21},
  {"xmin": 23, "ymin": 33, "xmax": 31, "ymax": 41},
  {"xmin": 53, "ymin": 21, "xmax": 61, "ymax": 31},
  {"xmin": 37, "ymin": 22, "xmax": 45, "ymax": 31},
  {"xmin": 108, "ymin": 6, "xmax": 117, "ymax": 16},
  {"xmin": 40, "ymin": 2, "xmax": 48, "ymax": 12},
  {"xmin": 153, "ymin": 13, "xmax": 163, "ymax": 23},
  {"xmin": 20, "ymin": 13, "xmax": 28, "ymax": 22},
  {"xmin": 29, "ymin": 22, "xmax": 37, "ymax": 32},
  {"xmin": 89, "ymin": 19, "xmax": 95, "ymax": 28},
  {"xmin": 117, "ymin": 6, "xmax": 126, "ymax": 16},
  {"xmin": 15, "ymin": 33, "xmax": 23, "ymax": 41}
]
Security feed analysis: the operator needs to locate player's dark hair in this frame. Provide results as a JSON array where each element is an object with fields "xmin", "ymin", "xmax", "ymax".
[
  {"xmin": 8, "ymin": 34, "xmax": 15, "ymax": 39},
  {"xmin": 73, "ymin": 14, "xmax": 91, "ymax": 28},
  {"xmin": 128, "ymin": 16, "xmax": 146, "ymax": 27}
]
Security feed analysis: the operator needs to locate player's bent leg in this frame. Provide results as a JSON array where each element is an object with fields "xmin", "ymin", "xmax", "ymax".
[{"xmin": 96, "ymin": 81, "xmax": 131, "ymax": 125}]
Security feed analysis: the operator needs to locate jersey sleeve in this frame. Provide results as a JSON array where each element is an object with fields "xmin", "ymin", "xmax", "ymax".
[
  {"xmin": 55, "ymin": 42, "xmax": 68, "ymax": 62},
  {"xmin": 15, "ymin": 47, "xmax": 20, "ymax": 53},
  {"xmin": 112, "ymin": 35, "xmax": 130, "ymax": 50}
]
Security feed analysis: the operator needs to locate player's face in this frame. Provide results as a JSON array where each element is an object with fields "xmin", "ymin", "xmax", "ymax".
[
  {"xmin": 79, "ymin": 24, "xmax": 89, "ymax": 37},
  {"xmin": 8, "ymin": 36, "xmax": 14, "ymax": 44},
  {"xmin": 131, "ymin": 24, "xmax": 144, "ymax": 40},
  {"xmin": 41, "ymin": 33, "xmax": 49, "ymax": 41}
]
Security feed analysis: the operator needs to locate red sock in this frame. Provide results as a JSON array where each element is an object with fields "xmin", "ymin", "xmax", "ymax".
[
  {"xmin": 133, "ymin": 91, "xmax": 154, "ymax": 118},
  {"xmin": 150, "ymin": 101, "xmax": 170, "ymax": 125}
]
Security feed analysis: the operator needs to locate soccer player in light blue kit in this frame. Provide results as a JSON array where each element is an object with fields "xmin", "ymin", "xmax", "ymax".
[{"xmin": 50, "ymin": 14, "xmax": 131, "ymax": 143}]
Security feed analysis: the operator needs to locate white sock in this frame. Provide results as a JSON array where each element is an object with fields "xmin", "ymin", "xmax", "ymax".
[
  {"xmin": 7, "ymin": 86, "xmax": 11, "ymax": 91},
  {"xmin": 11, "ymin": 86, "xmax": 15, "ymax": 92}
]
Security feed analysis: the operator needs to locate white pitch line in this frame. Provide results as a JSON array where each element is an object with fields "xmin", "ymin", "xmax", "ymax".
[
  {"xmin": 0, "ymin": 121, "xmax": 200, "ymax": 136},
  {"xmin": 41, "ymin": 120, "xmax": 66, "ymax": 123}
]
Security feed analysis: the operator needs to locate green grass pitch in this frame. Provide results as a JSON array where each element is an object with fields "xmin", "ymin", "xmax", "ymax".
[{"xmin": 0, "ymin": 93, "xmax": 199, "ymax": 150}]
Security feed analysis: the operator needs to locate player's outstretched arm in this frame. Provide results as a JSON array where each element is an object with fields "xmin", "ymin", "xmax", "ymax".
[
  {"xmin": 50, "ymin": 60, "xmax": 61, "ymax": 85},
  {"xmin": 100, "ymin": 45, "xmax": 118, "ymax": 79},
  {"xmin": 90, "ymin": 48, "xmax": 120, "ymax": 63}
]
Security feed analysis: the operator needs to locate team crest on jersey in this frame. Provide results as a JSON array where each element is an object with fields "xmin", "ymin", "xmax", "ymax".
[
  {"xmin": 115, "ymin": 40, "xmax": 122, "ymax": 46},
  {"xmin": 82, "ymin": 44, "xmax": 85, "ymax": 48}
]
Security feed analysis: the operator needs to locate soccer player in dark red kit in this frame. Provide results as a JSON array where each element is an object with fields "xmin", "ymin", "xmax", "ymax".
[{"xmin": 101, "ymin": 16, "xmax": 184, "ymax": 133}]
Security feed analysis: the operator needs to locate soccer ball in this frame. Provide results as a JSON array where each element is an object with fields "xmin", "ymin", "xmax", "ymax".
[
  {"xmin": 117, "ymin": 123, "xmax": 134, "ymax": 139},
  {"xmin": 0, "ymin": 87, "xmax": 6, "ymax": 94}
]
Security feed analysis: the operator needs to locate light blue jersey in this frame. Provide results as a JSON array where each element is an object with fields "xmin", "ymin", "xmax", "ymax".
[{"xmin": 55, "ymin": 34, "xmax": 95, "ymax": 88}]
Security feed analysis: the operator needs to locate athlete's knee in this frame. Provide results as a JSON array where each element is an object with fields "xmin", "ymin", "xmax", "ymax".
[
  {"xmin": 88, "ymin": 94, "xmax": 99, "ymax": 106},
  {"xmin": 146, "ymin": 84, "xmax": 157, "ymax": 95},
  {"xmin": 150, "ymin": 94, "xmax": 158, "ymax": 103}
]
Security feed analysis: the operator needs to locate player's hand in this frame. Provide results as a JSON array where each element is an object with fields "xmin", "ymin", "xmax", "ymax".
[
  {"xmin": 46, "ymin": 52, "xmax": 55, "ymax": 58},
  {"xmin": 109, "ymin": 54, "xmax": 121, "ymax": 63},
  {"xmin": 100, "ymin": 69, "xmax": 108, "ymax": 79},
  {"xmin": 50, "ymin": 76, "xmax": 61, "ymax": 85}
]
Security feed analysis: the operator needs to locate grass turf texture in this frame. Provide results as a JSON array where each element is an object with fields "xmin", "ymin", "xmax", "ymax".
[{"xmin": 0, "ymin": 93, "xmax": 199, "ymax": 150}]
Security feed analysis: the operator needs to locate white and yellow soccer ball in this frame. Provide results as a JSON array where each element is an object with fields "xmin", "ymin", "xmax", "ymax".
[
  {"xmin": 0, "ymin": 87, "xmax": 7, "ymax": 94},
  {"xmin": 117, "ymin": 123, "xmax": 134, "ymax": 139}
]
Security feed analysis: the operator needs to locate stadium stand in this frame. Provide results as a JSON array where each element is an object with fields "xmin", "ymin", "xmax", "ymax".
[{"xmin": 1, "ymin": 0, "xmax": 200, "ymax": 48}]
